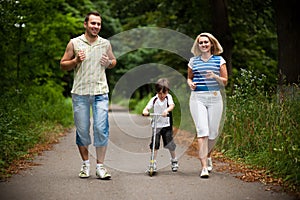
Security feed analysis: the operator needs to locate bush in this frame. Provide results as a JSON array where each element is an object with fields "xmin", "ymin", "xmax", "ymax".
[
  {"xmin": 218, "ymin": 69, "xmax": 300, "ymax": 190},
  {"xmin": 0, "ymin": 84, "xmax": 73, "ymax": 175}
]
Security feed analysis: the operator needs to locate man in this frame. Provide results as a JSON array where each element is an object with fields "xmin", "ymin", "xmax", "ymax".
[{"xmin": 60, "ymin": 11, "xmax": 116, "ymax": 179}]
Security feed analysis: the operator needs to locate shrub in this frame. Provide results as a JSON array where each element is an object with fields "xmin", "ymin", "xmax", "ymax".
[
  {"xmin": 219, "ymin": 69, "xmax": 300, "ymax": 190},
  {"xmin": 0, "ymin": 84, "xmax": 73, "ymax": 175}
]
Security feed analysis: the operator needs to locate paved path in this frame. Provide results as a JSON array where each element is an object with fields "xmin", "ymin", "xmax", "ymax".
[{"xmin": 0, "ymin": 106, "xmax": 297, "ymax": 200}]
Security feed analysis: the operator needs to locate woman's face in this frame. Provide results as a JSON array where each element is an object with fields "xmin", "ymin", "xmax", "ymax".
[{"xmin": 198, "ymin": 36, "xmax": 211, "ymax": 53}]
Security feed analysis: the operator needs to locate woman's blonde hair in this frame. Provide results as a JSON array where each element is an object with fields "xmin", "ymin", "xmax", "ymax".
[{"xmin": 191, "ymin": 32, "xmax": 223, "ymax": 56}]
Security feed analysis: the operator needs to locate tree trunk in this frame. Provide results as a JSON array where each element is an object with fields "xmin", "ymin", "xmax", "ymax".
[
  {"xmin": 210, "ymin": 0, "xmax": 234, "ymax": 76},
  {"xmin": 274, "ymin": 0, "xmax": 300, "ymax": 85}
]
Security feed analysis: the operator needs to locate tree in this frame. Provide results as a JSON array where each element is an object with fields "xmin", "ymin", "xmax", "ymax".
[
  {"xmin": 211, "ymin": 0, "xmax": 234, "ymax": 76},
  {"xmin": 274, "ymin": 0, "xmax": 300, "ymax": 85},
  {"xmin": 226, "ymin": 0, "xmax": 278, "ymax": 90}
]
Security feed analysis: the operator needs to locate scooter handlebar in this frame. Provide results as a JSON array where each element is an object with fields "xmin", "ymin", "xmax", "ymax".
[{"xmin": 142, "ymin": 113, "xmax": 170, "ymax": 117}]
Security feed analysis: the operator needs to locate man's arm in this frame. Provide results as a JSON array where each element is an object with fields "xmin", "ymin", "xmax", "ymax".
[
  {"xmin": 60, "ymin": 41, "xmax": 82, "ymax": 71},
  {"xmin": 101, "ymin": 44, "xmax": 117, "ymax": 69}
]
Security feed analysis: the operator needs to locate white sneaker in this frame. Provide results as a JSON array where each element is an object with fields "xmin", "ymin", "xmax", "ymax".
[
  {"xmin": 96, "ymin": 165, "xmax": 111, "ymax": 180},
  {"xmin": 171, "ymin": 158, "xmax": 179, "ymax": 172},
  {"xmin": 200, "ymin": 168, "xmax": 209, "ymax": 178},
  {"xmin": 207, "ymin": 157, "xmax": 213, "ymax": 172},
  {"xmin": 153, "ymin": 160, "xmax": 157, "ymax": 172},
  {"xmin": 79, "ymin": 163, "xmax": 90, "ymax": 178}
]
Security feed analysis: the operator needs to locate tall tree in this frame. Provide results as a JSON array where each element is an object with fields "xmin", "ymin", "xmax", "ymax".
[
  {"xmin": 274, "ymin": 0, "xmax": 300, "ymax": 85},
  {"xmin": 210, "ymin": 0, "xmax": 234, "ymax": 76},
  {"xmin": 225, "ymin": 0, "xmax": 278, "ymax": 89}
]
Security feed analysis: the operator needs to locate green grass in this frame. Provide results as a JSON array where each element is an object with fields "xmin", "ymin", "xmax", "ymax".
[{"xmin": 217, "ymin": 69, "xmax": 300, "ymax": 192}]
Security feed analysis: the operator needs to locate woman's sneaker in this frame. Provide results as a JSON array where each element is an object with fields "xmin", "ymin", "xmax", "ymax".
[
  {"xmin": 207, "ymin": 157, "xmax": 213, "ymax": 172},
  {"xmin": 171, "ymin": 158, "xmax": 179, "ymax": 172},
  {"xmin": 79, "ymin": 163, "xmax": 90, "ymax": 178},
  {"xmin": 96, "ymin": 165, "xmax": 111, "ymax": 180},
  {"xmin": 200, "ymin": 168, "xmax": 209, "ymax": 178}
]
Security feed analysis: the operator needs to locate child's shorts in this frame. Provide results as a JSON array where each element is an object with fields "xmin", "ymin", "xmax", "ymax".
[{"xmin": 149, "ymin": 126, "xmax": 176, "ymax": 151}]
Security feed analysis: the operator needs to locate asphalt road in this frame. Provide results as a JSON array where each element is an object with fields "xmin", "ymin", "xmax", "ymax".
[{"xmin": 0, "ymin": 105, "xmax": 297, "ymax": 200}]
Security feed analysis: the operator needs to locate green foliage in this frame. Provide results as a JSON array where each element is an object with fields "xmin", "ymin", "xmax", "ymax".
[
  {"xmin": 219, "ymin": 69, "xmax": 300, "ymax": 189},
  {"xmin": 0, "ymin": 85, "xmax": 73, "ymax": 174},
  {"xmin": 228, "ymin": 0, "xmax": 278, "ymax": 87},
  {"xmin": 111, "ymin": 0, "xmax": 210, "ymax": 34},
  {"xmin": 130, "ymin": 93, "xmax": 153, "ymax": 113}
]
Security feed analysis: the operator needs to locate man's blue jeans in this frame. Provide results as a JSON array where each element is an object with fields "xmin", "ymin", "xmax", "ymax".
[{"xmin": 72, "ymin": 94, "xmax": 109, "ymax": 147}]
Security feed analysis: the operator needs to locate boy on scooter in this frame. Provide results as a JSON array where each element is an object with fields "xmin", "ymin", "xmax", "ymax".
[{"xmin": 142, "ymin": 78, "xmax": 179, "ymax": 173}]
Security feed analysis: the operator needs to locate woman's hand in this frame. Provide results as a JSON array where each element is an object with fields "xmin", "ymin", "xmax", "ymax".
[
  {"xmin": 187, "ymin": 79, "xmax": 196, "ymax": 90},
  {"xmin": 205, "ymin": 70, "xmax": 215, "ymax": 79}
]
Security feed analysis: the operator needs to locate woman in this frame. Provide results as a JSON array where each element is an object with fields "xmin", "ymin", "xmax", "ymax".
[{"xmin": 187, "ymin": 33, "xmax": 228, "ymax": 178}]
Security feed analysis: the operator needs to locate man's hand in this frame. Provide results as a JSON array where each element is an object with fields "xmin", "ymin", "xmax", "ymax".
[
  {"xmin": 76, "ymin": 50, "xmax": 86, "ymax": 63},
  {"xmin": 100, "ymin": 53, "xmax": 111, "ymax": 67}
]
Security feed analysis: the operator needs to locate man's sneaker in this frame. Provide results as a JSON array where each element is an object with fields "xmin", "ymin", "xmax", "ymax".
[
  {"xmin": 79, "ymin": 163, "xmax": 90, "ymax": 178},
  {"xmin": 96, "ymin": 165, "xmax": 111, "ymax": 180},
  {"xmin": 171, "ymin": 158, "xmax": 179, "ymax": 172},
  {"xmin": 207, "ymin": 157, "xmax": 213, "ymax": 172},
  {"xmin": 200, "ymin": 168, "xmax": 209, "ymax": 178}
]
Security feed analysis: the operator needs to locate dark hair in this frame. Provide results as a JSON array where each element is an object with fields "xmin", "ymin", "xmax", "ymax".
[
  {"xmin": 84, "ymin": 11, "xmax": 101, "ymax": 23},
  {"xmin": 155, "ymin": 78, "xmax": 170, "ymax": 93}
]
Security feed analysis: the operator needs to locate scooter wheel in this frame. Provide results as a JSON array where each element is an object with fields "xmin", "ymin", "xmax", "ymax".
[{"xmin": 149, "ymin": 168, "xmax": 154, "ymax": 177}]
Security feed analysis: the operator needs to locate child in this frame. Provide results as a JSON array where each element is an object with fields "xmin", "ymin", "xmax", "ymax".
[{"xmin": 142, "ymin": 78, "xmax": 179, "ymax": 172}]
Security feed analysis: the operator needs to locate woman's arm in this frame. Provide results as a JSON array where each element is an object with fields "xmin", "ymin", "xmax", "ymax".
[
  {"xmin": 206, "ymin": 64, "xmax": 228, "ymax": 86},
  {"xmin": 187, "ymin": 67, "xmax": 196, "ymax": 90}
]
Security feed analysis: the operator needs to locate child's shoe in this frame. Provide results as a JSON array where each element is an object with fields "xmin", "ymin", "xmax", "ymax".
[
  {"xmin": 153, "ymin": 161, "xmax": 157, "ymax": 172},
  {"xmin": 171, "ymin": 158, "xmax": 179, "ymax": 172}
]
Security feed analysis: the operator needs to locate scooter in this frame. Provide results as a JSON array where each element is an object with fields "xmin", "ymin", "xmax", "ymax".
[{"xmin": 143, "ymin": 113, "xmax": 168, "ymax": 177}]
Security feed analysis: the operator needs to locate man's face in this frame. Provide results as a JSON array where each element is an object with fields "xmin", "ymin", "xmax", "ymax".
[{"xmin": 84, "ymin": 15, "xmax": 101, "ymax": 37}]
